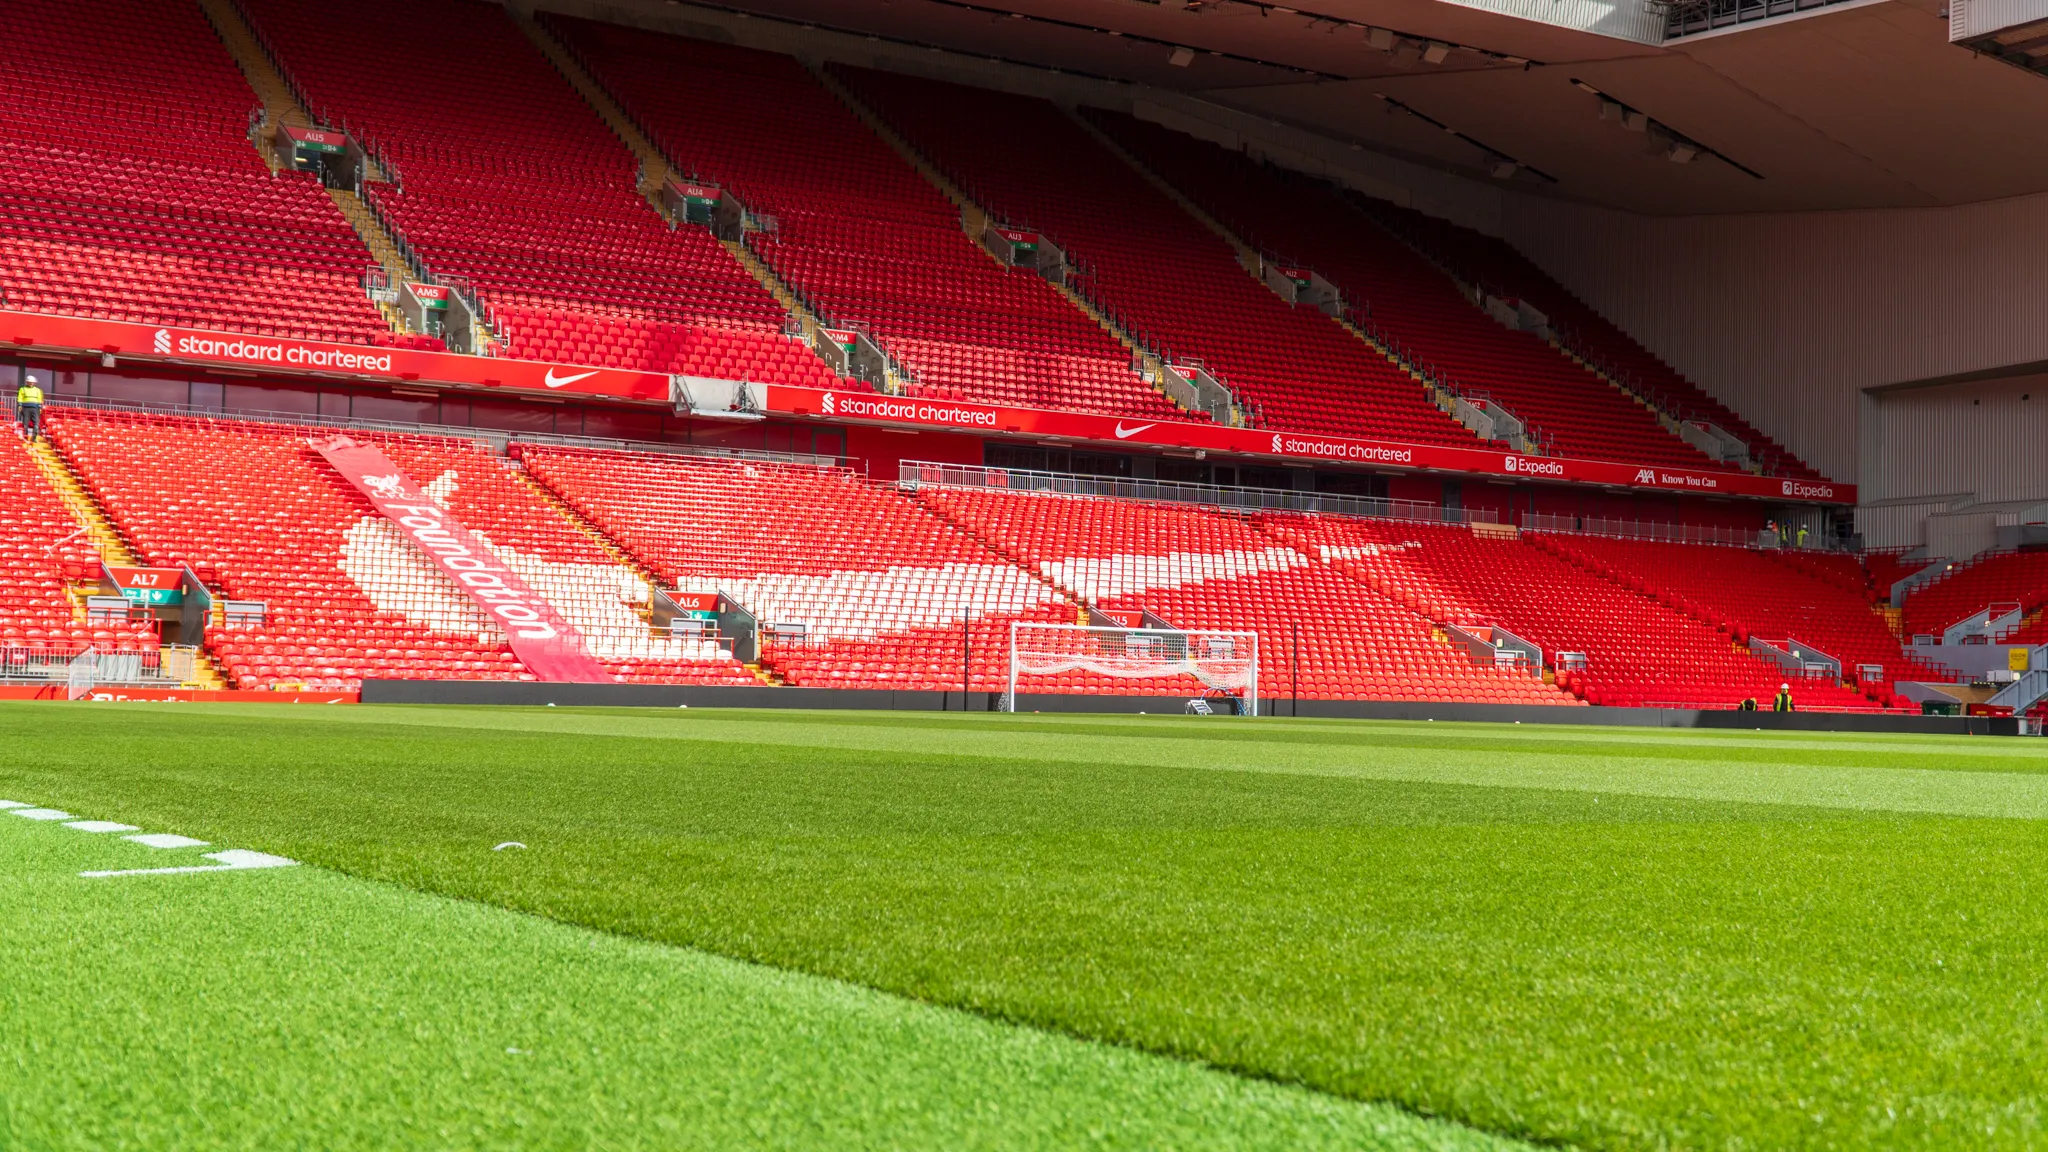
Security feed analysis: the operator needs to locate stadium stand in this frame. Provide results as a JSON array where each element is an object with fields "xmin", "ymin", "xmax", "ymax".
[
  {"xmin": 1353, "ymin": 198, "xmax": 1825, "ymax": 481},
  {"xmin": 516, "ymin": 446, "xmax": 1082, "ymax": 691},
  {"xmin": 832, "ymin": 66, "xmax": 1486, "ymax": 447},
  {"xmin": 44, "ymin": 408, "xmax": 755, "ymax": 690},
  {"xmin": 0, "ymin": 4, "xmax": 1942, "ymax": 716},
  {"xmin": 1864, "ymin": 550, "xmax": 1931, "ymax": 604},
  {"xmin": 545, "ymin": 19, "xmax": 1183, "ymax": 420},
  {"xmin": 235, "ymin": 0, "xmax": 837, "ymax": 387},
  {"xmin": 1084, "ymin": 110, "xmax": 1719, "ymax": 470},
  {"xmin": 0, "ymin": 434, "xmax": 156, "ymax": 655},
  {"xmin": 917, "ymin": 486, "xmax": 1574, "ymax": 704},
  {"xmin": 0, "ymin": 0, "xmax": 386, "ymax": 344},
  {"xmin": 1903, "ymin": 550, "xmax": 2048, "ymax": 642},
  {"xmin": 1529, "ymin": 534, "xmax": 1936, "ymax": 704},
  {"xmin": 1263, "ymin": 516, "xmax": 1891, "ymax": 709}
]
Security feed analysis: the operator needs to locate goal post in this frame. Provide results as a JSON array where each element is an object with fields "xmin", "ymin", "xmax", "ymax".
[{"xmin": 1006, "ymin": 622, "xmax": 1259, "ymax": 716}]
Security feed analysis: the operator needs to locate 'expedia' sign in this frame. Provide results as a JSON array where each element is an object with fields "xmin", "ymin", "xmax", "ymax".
[
  {"xmin": 1504, "ymin": 455, "xmax": 1566, "ymax": 477},
  {"xmin": 1781, "ymin": 479, "xmax": 1837, "ymax": 499}
]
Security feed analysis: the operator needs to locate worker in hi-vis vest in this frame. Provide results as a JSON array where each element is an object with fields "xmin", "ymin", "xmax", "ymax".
[
  {"xmin": 14, "ymin": 374, "xmax": 44, "ymax": 443},
  {"xmin": 1773, "ymin": 682, "xmax": 1796, "ymax": 712}
]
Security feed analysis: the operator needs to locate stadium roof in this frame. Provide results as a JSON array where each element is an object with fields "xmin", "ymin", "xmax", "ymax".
[{"xmin": 607, "ymin": 0, "xmax": 2048, "ymax": 214}]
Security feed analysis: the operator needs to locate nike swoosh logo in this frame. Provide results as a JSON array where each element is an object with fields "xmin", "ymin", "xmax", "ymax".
[
  {"xmin": 1113, "ymin": 422, "xmax": 1157, "ymax": 439},
  {"xmin": 543, "ymin": 368, "xmax": 599, "ymax": 389}
]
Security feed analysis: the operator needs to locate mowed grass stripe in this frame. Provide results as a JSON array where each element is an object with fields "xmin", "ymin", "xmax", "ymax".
[
  {"xmin": 0, "ymin": 803, "xmax": 1529, "ymax": 1152},
  {"xmin": 11, "ymin": 705, "xmax": 2048, "ymax": 1149},
  {"xmin": 148, "ymin": 702, "xmax": 2048, "ymax": 818}
]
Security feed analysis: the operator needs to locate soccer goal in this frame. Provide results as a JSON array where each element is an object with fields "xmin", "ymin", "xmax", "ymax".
[{"xmin": 1005, "ymin": 622, "xmax": 1259, "ymax": 716}]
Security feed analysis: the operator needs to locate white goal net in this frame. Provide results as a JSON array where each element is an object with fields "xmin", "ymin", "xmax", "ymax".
[{"xmin": 1006, "ymin": 622, "xmax": 1258, "ymax": 715}]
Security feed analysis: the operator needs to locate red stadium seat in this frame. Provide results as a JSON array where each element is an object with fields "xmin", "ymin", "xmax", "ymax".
[{"xmin": 0, "ymin": 0, "xmax": 387, "ymax": 344}]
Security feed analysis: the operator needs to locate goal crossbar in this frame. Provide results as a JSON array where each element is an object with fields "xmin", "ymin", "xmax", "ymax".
[{"xmin": 1006, "ymin": 622, "xmax": 1258, "ymax": 715}]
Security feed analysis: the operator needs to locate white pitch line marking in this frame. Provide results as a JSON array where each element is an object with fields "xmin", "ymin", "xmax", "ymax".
[
  {"xmin": 0, "ymin": 800, "xmax": 27, "ymax": 809},
  {"xmin": 11, "ymin": 808, "xmax": 74, "ymax": 821},
  {"xmin": 66, "ymin": 820, "xmax": 140, "ymax": 834},
  {"xmin": 124, "ymin": 833, "xmax": 210, "ymax": 849},
  {"xmin": 81, "ymin": 849, "xmax": 299, "ymax": 879}
]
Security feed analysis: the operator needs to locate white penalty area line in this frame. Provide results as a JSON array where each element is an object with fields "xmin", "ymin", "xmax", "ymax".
[
  {"xmin": 3, "ymin": 797, "xmax": 298, "ymax": 878},
  {"xmin": 79, "ymin": 849, "xmax": 299, "ymax": 879}
]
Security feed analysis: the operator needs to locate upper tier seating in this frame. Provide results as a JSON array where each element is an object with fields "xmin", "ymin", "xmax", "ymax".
[
  {"xmin": 834, "ymin": 66, "xmax": 1482, "ymax": 447},
  {"xmin": 238, "ymin": 0, "xmax": 836, "ymax": 387},
  {"xmin": 0, "ymin": 433, "xmax": 156, "ymax": 654},
  {"xmin": 918, "ymin": 487, "xmax": 1572, "ymax": 704},
  {"xmin": 1085, "ymin": 110, "xmax": 1719, "ymax": 470},
  {"xmin": 1904, "ymin": 549, "xmax": 2048, "ymax": 642},
  {"xmin": 516, "ymin": 446, "xmax": 1080, "ymax": 691},
  {"xmin": 1265, "ymin": 516, "xmax": 1892, "ymax": 710},
  {"xmin": 547, "ymin": 20, "xmax": 1181, "ymax": 421},
  {"xmin": 1355, "ymin": 198, "xmax": 1824, "ymax": 481},
  {"xmin": 1531, "ymin": 535, "xmax": 1938, "ymax": 700},
  {"xmin": 0, "ymin": 0, "xmax": 385, "ymax": 344},
  {"xmin": 46, "ymin": 408, "xmax": 753, "ymax": 690}
]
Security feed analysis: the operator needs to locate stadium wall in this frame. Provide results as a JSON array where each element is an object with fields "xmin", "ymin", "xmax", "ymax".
[
  {"xmin": 359, "ymin": 680, "xmax": 2019, "ymax": 734},
  {"xmin": 1497, "ymin": 191, "xmax": 2048, "ymax": 537},
  {"xmin": 1858, "ymin": 370, "xmax": 2048, "ymax": 552}
]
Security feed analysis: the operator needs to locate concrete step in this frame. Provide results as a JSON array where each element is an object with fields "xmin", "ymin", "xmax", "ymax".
[
  {"xmin": 196, "ymin": 0, "xmax": 312, "ymax": 174},
  {"xmin": 26, "ymin": 440, "xmax": 141, "ymax": 568}
]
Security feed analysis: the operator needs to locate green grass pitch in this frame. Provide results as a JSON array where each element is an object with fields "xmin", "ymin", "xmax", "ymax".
[{"xmin": 4, "ymin": 703, "xmax": 2047, "ymax": 1150}]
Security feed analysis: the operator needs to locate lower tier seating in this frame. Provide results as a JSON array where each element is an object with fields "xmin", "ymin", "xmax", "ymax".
[
  {"xmin": 1904, "ymin": 549, "xmax": 2048, "ymax": 642},
  {"xmin": 917, "ymin": 487, "xmax": 1573, "ymax": 704},
  {"xmin": 0, "ymin": 432, "xmax": 156, "ymax": 653},
  {"xmin": 1263, "ymin": 516, "xmax": 1901, "ymax": 710},
  {"xmin": 515, "ymin": 445, "xmax": 1080, "ymax": 691},
  {"xmin": 1532, "ymin": 535, "xmax": 1941, "ymax": 701},
  {"xmin": 46, "ymin": 409, "xmax": 755, "ymax": 690},
  {"xmin": 23, "ymin": 407, "xmax": 1936, "ymax": 710}
]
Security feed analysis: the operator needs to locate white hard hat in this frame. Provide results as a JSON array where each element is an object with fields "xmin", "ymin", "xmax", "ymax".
[{"xmin": 1780, "ymin": 683, "xmax": 1789, "ymax": 691}]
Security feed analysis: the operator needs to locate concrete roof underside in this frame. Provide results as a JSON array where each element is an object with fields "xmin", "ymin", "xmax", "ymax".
[{"xmin": 607, "ymin": 0, "xmax": 2048, "ymax": 215}]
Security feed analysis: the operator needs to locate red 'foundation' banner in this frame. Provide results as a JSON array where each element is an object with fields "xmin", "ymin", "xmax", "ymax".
[{"xmin": 310, "ymin": 435, "xmax": 611, "ymax": 683}]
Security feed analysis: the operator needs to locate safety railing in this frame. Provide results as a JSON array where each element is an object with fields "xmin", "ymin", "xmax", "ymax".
[
  {"xmin": 44, "ymin": 396, "xmax": 844, "ymax": 470},
  {"xmin": 0, "ymin": 642, "xmax": 163, "ymax": 685},
  {"xmin": 898, "ymin": 460, "xmax": 1502, "ymax": 525},
  {"xmin": 1523, "ymin": 513, "xmax": 1766, "ymax": 549}
]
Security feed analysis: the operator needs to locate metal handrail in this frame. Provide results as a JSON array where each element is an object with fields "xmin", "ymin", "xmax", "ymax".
[
  {"xmin": 44, "ymin": 396, "xmax": 844, "ymax": 468},
  {"xmin": 898, "ymin": 460, "xmax": 1499, "ymax": 525}
]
